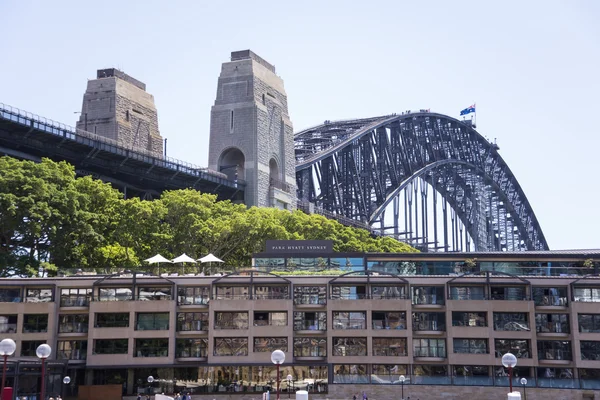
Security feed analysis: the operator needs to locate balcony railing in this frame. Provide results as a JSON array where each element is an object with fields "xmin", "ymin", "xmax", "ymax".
[
  {"xmin": 294, "ymin": 320, "xmax": 326, "ymax": 331},
  {"xmin": 136, "ymin": 322, "xmax": 169, "ymax": 331},
  {"xmin": 333, "ymin": 319, "xmax": 366, "ymax": 330},
  {"xmin": 293, "ymin": 346, "xmax": 327, "ymax": 357},
  {"xmin": 214, "ymin": 322, "xmax": 248, "ymax": 330},
  {"xmin": 59, "ymin": 322, "xmax": 88, "ymax": 333},
  {"xmin": 23, "ymin": 324, "xmax": 48, "ymax": 333},
  {"xmin": 413, "ymin": 347, "xmax": 446, "ymax": 358},
  {"xmin": 412, "ymin": 294, "xmax": 444, "ymax": 305},
  {"xmin": 536, "ymin": 322, "xmax": 569, "ymax": 334},
  {"xmin": 330, "ymin": 293, "xmax": 368, "ymax": 300},
  {"xmin": 135, "ymin": 347, "xmax": 168, "ymax": 357},
  {"xmin": 294, "ymin": 295, "xmax": 326, "ymax": 305},
  {"xmin": 449, "ymin": 293, "xmax": 486, "ymax": 300},
  {"xmin": 413, "ymin": 321, "xmax": 446, "ymax": 331},
  {"xmin": 58, "ymin": 349, "xmax": 86, "ymax": 360},
  {"xmin": 60, "ymin": 295, "xmax": 90, "ymax": 307},
  {"xmin": 178, "ymin": 321, "xmax": 208, "ymax": 331},
  {"xmin": 176, "ymin": 349, "xmax": 208, "ymax": 358},
  {"xmin": 534, "ymin": 295, "xmax": 568, "ymax": 306},
  {"xmin": 254, "ymin": 293, "xmax": 289, "ymax": 300},
  {"xmin": 0, "ymin": 323, "xmax": 17, "ymax": 333},
  {"xmin": 372, "ymin": 320, "xmax": 407, "ymax": 330},
  {"xmin": 538, "ymin": 349, "xmax": 572, "ymax": 361}
]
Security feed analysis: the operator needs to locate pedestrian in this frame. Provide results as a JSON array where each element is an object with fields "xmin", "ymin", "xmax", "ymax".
[
  {"xmin": 353, "ymin": 394, "xmax": 357, "ymax": 400},
  {"xmin": 137, "ymin": 394, "xmax": 141, "ymax": 400}
]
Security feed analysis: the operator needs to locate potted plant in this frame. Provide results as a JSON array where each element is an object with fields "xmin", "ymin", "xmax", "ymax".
[
  {"xmin": 462, "ymin": 258, "xmax": 477, "ymax": 273},
  {"xmin": 583, "ymin": 259, "xmax": 595, "ymax": 269}
]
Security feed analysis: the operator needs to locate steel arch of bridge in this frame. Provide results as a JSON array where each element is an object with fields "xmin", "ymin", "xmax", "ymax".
[{"xmin": 294, "ymin": 112, "xmax": 548, "ymax": 252}]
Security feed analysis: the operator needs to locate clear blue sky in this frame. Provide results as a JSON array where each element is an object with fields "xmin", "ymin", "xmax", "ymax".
[{"xmin": 1, "ymin": 0, "xmax": 598, "ymax": 250}]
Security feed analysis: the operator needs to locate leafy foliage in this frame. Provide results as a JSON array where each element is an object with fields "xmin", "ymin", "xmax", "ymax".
[{"xmin": 0, "ymin": 156, "xmax": 417, "ymax": 276}]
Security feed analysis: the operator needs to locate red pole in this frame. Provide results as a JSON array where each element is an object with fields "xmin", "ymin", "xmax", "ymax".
[
  {"xmin": 276, "ymin": 364, "xmax": 280, "ymax": 400},
  {"xmin": 508, "ymin": 366, "xmax": 513, "ymax": 393},
  {"xmin": 40, "ymin": 358, "xmax": 46, "ymax": 400},
  {"xmin": 1, "ymin": 354, "xmax": 7, "ymax": 394}
]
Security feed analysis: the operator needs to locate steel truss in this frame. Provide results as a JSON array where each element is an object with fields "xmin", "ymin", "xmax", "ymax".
[{"xmin": 295, "ymin": 112, "xmax": 548, "ymax": 252}]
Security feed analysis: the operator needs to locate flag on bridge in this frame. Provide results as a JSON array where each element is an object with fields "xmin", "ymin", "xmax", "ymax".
[{"xmin": 460, "ymin": 104, "xmax": 476, "ymax": 116}]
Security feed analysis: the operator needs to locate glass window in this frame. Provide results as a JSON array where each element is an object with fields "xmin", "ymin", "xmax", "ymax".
[
  {"xmin": 537, "ymin": 341, "xmax": 572, "ymax": 361},
  {"xmin": 452, "ymin": 366, "xmax": 492, "ymax": 386},
  {"xmin": 581, "ymin": 341, "xmax": 600, "ymax": 361},
  {"xmin": 97, "ymin": 287, "xmax": 132, "ymax": 301},
  {"xmin": 332, "ymin": 364, "xmax": 368, "ymax": 384},
  {"xmin": 413, "ymin": 312, "xmax": 446, "ymax": 331},
  {"xmin": 253, "ymin": 337, "xmax": 288, "ymax": 353},
  {"xmin": 95, "ymin": 312, "xmax": 129, "ymax": 328},
  {"xmin": 453, "ymin": 338, "xmax": 488, "ymax": 354},
  {"xmin": 23, "ymin": 314, "xmax": 48, "ymax": 333},
  {"xmin": 494, "ymin": 339, "xmax": 531, "ymax": 358},
  {"xmin": 58, "ymin": 314, "xmax": 88, "ymax": 333},
  {"xmin": 21, "ymin": 341, "xmax": 46, "ymax": 357},
  {"xmin": 449, "ymin": 286, "xmax": 485, "ymax": 300},
  {"xmin": 0, "ymin": 315, "xmax": 17, "ymax": 333},
  {"xmin": 177, "ymin": 286, "xmax": 210, "ymax": 305},
  {"xmin": 175, "ymin": 338, "xmax": 208, "ymax": 358},
  {"xmin": 372, "ymin": 338, "xmax": 407, "ymax": 356},
  {"xmin": 332, "ymin": 312, "xmax": 366, "ymax": 330},
  {"xmin": 24, "ymin": 288, "xmax": 53, "ymax": 303},
  {"xmin": 411, "ymin": 286, "xmax": 444, "ymax": 305},
  {"xmin": 493, "ymin": 313, "xmax": 529, "ymax": 331},
  {"xmin": 215, "ymin": 312, "xmax": 248, "ymax": 329},
  {"xmin": 579, "ymin": 314, "xmax": 600, "ymax": 333},
  {"xmin": 368, "ymin": 260, "xmax": 417, "ymax": 275},
  {"xmin": 532, "ymin": 287, "xmax": 568, "ymax": 306},
  {"xmin": 214, "ymin": 286, "xmax": 249, "ymax": 300},
  {"xmin": 57, "ymin": 340, "xmax": 87, "ymax": 360},
  {"xmin": 579, "ymin": 369, "xmax": 600, "ymax": 389},
  {"xmin": 330, "ymin": 286, "xmax": 367, "ymax": 300},
  {"xmin": 254, "ymin": 286, "xmax": 289, "ymax": 300},
  {"xmin": 293, "ymin": 312, "xmax": 326, "ymax": 331},
  {"xmin": 177, "ymin": 312, "xmax": 208, "ymax": 331},
  {"xmin": 494, "ymin": 366, "xmax": 532, "ymax": 388},
  {"xmin": 253, "ymin": 311, "xmax": 287, "ymax": 326},
  {"xmin": 536, "ymin": 367, "xmax": 575, "ymax": 388},
  {"xmin": 413, "ymin": 365, "xmax": 449, "ymax": 385},
  {"xmin": 0, "ymin": 288, "xmax": 21, "ymax": 303},
  {"xmin": 60, "ymin": 288, "xmax": 91, "ymax": 307},
  {"xmin": 293, "ymin": 337, "xmax": 327, "ymax": 357},
  {"xmin": 293, "ymin": 286, "xmax": 326, "ymax": 305},
  {"xmin": 452, "ymin": 312, "xmax": 487, "ymax": 327},
  {"xmin": 94, "ymin": 339, "xmax": 128, "ymax": 354},
  {"xmin": 330, "ymin": 257, "xmax": 364, "ymax": 271},
  {"xmin": 136, "ymin": 313, "xmax": 169, "ymax": 330},
  {"xmin": 490, "ymin": 286, "xmax": 527, "ymax": 301},
  {"xmin": 371, "ymin": 365, "xmax": 408, "ymax": 384},
  {"xmin": 213, "ymin": 338, "xmax": 248, "ymax": 356},
  {"xmin": 574, "ymin": 287, "xmax": 600, "ymax": 302},
  {"xmin": 370, "ymin": 286, "xmax": 407, "ymax": 299},
  {"xmin": 535, "ymin": 313, "xmax": 569, "ymax": 333},
  {"xmin": 135, "ymin": 338, "xmax": 169, "ymax": 357},
  {"xmin": 137, "ymin": 286, "xmax": 172, "ymax": 301},
  {"xmin": 372, "ymin": 311, "xmax": 406, "ymax": 330},
  {"xmin": 413, "ymin": 338, "xmax": 446, "ymax": 358},
  {"xmin": 333, "ymin": 337, "xmax": 367, "ymax": 356}
]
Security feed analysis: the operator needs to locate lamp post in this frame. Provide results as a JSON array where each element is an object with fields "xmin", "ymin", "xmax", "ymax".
[
  {"xmin": 0, "ymin": 339, "xmax": 16, "ymax": 395},
  {"xmin": 63, "ymin": 376, "xmax": 71, "ymax": 399},
  {"xmin": 270, "ymin": 350, "xmax": 285, "ymax": 400},
  {"xmin": 502, "ymin": 352, "xmax": 518, "ymax": 393},
  {"xmin": 520, "ymin": 377, "xmax": 528, "ymax": 400},
  {"xmin": 147, "ymin": 376, "xmax": 154, "ymax": 395},
  {"xmin": 36, "ymin": 344, "xmax": 51, "ymax": 400},
  {"xmin": 399, "ymin": 375, "xmax": 405, "ymax": 399},
  {"xmin": 286, "ymin": 374, "xmax": 292, "ymax": 398}
]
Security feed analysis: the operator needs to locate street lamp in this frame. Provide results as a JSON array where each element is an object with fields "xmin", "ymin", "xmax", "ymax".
[
  {"xmin": 286, "ymin": 374, "xmax": 292, "ymax": 398},
  {"xmin": 63, "ymin": 376, "xmax": 71, "ymax": 399},
  {"xmin": 147, "ymin": 375, "xmax": 154, "ymax": 395},
  {"xmin": 520, "ymin": 377, "xmax": 528, "ymax": 400},
  {"xmin": 36, "ymin": 344, "xmax": 51, "ymax": 400},
  {"xmin": 399, "ymin": 375, "xmax": 406, "ymax": 399},
  {"xmin": 0, "ymin": 339, "xmax": 16, "ymax": 395},
  {"xmin": 270, "ymin": 350, "xmax": 285, "ymax": 400},
  {"xmin": 502, "ymin": 352, "xmax": 518, "ymax": 393}
]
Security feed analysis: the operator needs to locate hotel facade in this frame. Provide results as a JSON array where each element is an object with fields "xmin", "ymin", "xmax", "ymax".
[{"xmin": 1, "ymin": 246, "xmax": 600, "ymax": 399}]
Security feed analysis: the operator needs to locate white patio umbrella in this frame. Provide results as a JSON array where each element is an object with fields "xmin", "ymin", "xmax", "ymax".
[
  {"xmin": 198, "ymin": 253, "xmax": 224, "ymax": 275},
  {"xmin": 144, "ymin": 254, "xmax": 173, "ymax": 275},
  {"xmin": 172, "ymin": 253, "xmax": 197, "ymax": 275}
]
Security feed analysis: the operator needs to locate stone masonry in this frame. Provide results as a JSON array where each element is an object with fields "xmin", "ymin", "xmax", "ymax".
[
  {"xmin": 208, "ymin": 50, "xmax": 296, "ymax": 208},
  {"xmin": 76, "ymin": 68, "xmax": 164, "ymax": 158}
]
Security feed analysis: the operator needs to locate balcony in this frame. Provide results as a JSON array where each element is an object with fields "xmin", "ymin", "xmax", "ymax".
[
  {"xmin": 293, "ymin": 320, "xmax": 326, "ymax": 333},
  {"xmin": 0, "ymin": 323, "xmax": 17, "ymax": 334},
  {"xmin": 412, "ymin": 294, "xmax": 444, "ymax": 307},
  {"xmin": 59, "ymin": 322, "xmax": 88, "ymax": 334},
  {"xmin": 60, "ymin": 295, "xmax": 90, "ymax": 307},
  {"xmin": 58, "ymin": 349, "xmax": 87, "ymax": 361},
  {"xmin": 534, "ymin": 295, "xmax": 568, "ymax": 307},
  {"xmin": 413, "ymin": 347, "xmax": 446, "ymax": 359},
  {"xmin": 413, "ymin": 320, "xmax": 446, "ymax": 334},
  {"xmin": 538, "ymin": 349, "xmax": 572, "ymax": 363},
  {"xmin": 177, "ymin": 320, "xmax": 208, "ymax": 333}
]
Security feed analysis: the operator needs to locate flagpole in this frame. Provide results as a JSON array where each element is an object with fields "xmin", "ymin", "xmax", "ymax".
[{"xmin": 474, "ymin": 102, "xmax": 476, "ymax": 127}]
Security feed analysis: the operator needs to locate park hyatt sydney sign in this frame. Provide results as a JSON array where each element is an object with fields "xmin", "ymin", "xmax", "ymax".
[{"xmin": 265, "ymin": 240, "xmax": 333, "ymax": 254}]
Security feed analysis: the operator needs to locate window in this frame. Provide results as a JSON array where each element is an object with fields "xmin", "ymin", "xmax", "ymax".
[
  {"xmin": 293, "ymin": 337, "xmax": 327, "ymax": 357},
  {"xmin": 176, "ymin": 338, "xmax": 208, "ymax": 358},
  {"xmin": 332, "ymin": 337, "xmax": 367, "ymax": 356},
  {"xmin": 57, "ymin": 340, "xmax": 87, "ymax": 360},
  {"xmin": 330, "ymin": 285, "xmax": 366, "ymax": 300},
  {"xmin": 60, "ymin": 288, "xmax": 91, "ymax": 307},
  {"xmin": 177, "ymin": 286, "xmax": 210, "ymax": 305},
  {"xmin": 293, "ymin": 312, "xmax": 326, "ymax": 331},
  {"xmin": 215, "ymin": 312, "xmax": 248, "ymax": 329},
  {"xmin": 24, "ymin": 288, "xmax": 53, "ymax": 303},
  {"xmin": 493, "ymin": 313, "xmax": 529, "ymax": 331},
  {"xmin": 58, "ymin": 314, "xmax": 88, "ymax": 333},
  {"xmin": 413, "ymin": 338, "xmax": 446, "ymax": 358},
  {"xmin": 494, "ymin": 339, "xmax": 530, "ymax": 358},
  {"xmin": 581, "ymin": 341, "xmax": 600, "ymax": 361},
  {"xmin": 94, "ymin": 339, "xmax": 128, "ymax": 354},
  {"xmin": 0, "ymin": 288, "xmax": 21, "ymax": 303},
  {"xmin": 535, "ymin": 313, "xmax": 569, "ymax": 333},
  {"xmin": 177, "ymin": 312, "xmax": 208, "ymax": 331},
  {"xmin": 371, "ymin": 286, "xmax": 407, "ymax": 299},
  {"xmin": 579, "ymin": 369, "xmax": 600, "ymax": 389},
  {"xmin": 452, "ymin": 312, "xmax": 487, "ymax": 327},
  {"xmin": 453, "ymin": 366, "xmax": 491, "ymax": 386},
  {"xmin": 0, "ymin": 315, "xmax": 17, "ymax": 333},
  {"xmin": 532, "ymin": 287, "xmax": 568, "ymax": 306},
  {"xmin": 332, "ymin": 312, "xmax": 366, "ymax": 330},
  {"xmin": 253, "ymin": 337, "xmax": 288, "ymax": 353},
  {"xmin": 536, "ymin": 367, "xmax": 574, "ymax": 388},
  {"xmin": 135, "ymin": 338, "xmax": 169, "ymax": 357},
  {"xmin": 372, "ymin": 311, "xmax": 406, "ymax": 330},
  {"xmin": 537, "ymin": 341, "xmax": 572, "ymax": 361},
  {"xmin": 95, "ymin": 312, "xmax": 129, "ymax": 328},
  {"xmin": 214, "ymin": 338, "xmax": 248, "ymax": 356},
  {"xmin": 413, "ymin": 312, "xmax": 446, "ymax": 331},
  {"xmin": 21, "ymin": 341, "xmax": 46, "ymax": 357},
  {"xmin": 412, "ymin": 286, "xmax": 444, "ymax": 305},
  {"xmin": 413, "ymin": 365, "xmax": 449, "ymax": 384},
  {"xmin": 333, "ymin": 364, "xmax": 368, "ymax": 384},
  {"xmin": 453, "ymin": 339, "xmax": 488, "ymax": 354},
  {"xmin": 136, "ymin": 313, "xmax": 169, "ymax": 330},
  {"xmin": 490, "ymin": 286, "xmax": 527, "ymax": 301},
  {"xmin": 579, "ymin": 314, "xmax": 600, "ymax": 333},
  {"xmin": 214, "ymin": 286, "xmax": 249, "ymax": 300},
  {"xmin": 254, "ymin": 286, "xmax": 289, "ymax": 300},
  {"xmin": 574, "ymin": 287, "xmax": 600, "ymax": 302},
  {"xmin": 450, "ymin": 286, "xmax": 485, "ymax": 300},
  {"xmin": 253, "ymin": 311, "xmax": 287, "ymax": 326},
  {"xmin": 230, "ymin": 110, "xmax": 234, "ymax": 130},
  {"xmin": 495, "ymin": 366, "xmax": 531, "ymax": 387},
  {"xmin": 372, "ymin": 338, "xmax": 407, "ymax": 356},
  {"xmin": 97, "ymin": 287, "xmax": 132, "ymax": 301},
  {"xmin": 23, "ymin": 314, "xmax": 48, "ymax": 333},
  {"xmin": 137, "ymin": 287, "xmax": 172, "ymax": 301},
  {"xmin": 293, "ymin": 286, "xmax": 326, "ymax": 305},
  {"xmin": 371, "ymin": 365, "xmax": 408, "ymax": 384}
]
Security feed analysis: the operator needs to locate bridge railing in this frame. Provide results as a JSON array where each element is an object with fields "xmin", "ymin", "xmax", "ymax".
[{"xmin": 0, "ymin": 102, "xmax": 243, "ymax": 188}]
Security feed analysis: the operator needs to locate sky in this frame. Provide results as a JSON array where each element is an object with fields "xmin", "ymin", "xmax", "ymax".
[{"xmin": 0, "ymin": 0, "xmax": 598, "ymax": 250}]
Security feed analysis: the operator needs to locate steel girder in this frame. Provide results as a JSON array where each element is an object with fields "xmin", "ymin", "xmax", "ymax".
[{"xmin": 294, "ymin": 112, "xmax": 548, "ymax": 252}]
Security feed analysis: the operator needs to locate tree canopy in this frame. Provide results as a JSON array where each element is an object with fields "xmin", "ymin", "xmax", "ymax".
[{"xmin": 0, "ymin": 156, "xmax": 416, "ymax": 276}]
